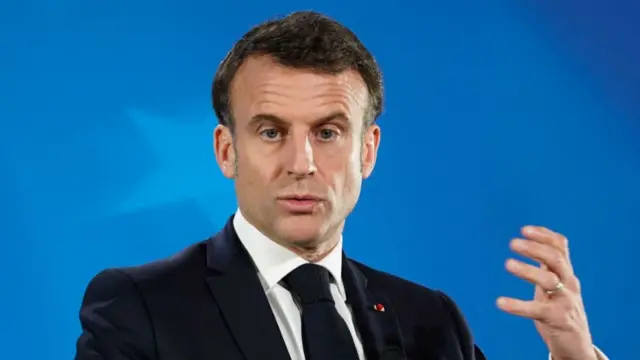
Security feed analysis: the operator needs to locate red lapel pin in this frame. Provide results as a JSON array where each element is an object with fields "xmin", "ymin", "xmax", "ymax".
[{"xmin": 373, "ymin": 303, "xmax": 385, "ymax": 312}]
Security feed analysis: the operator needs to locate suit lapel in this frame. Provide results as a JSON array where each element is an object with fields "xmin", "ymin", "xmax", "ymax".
[
  {"xmin": 205, "ymin": 218, "xmax": 291, "ymax": 360},
  {"xmin": 342, "ymin": 255, "xmax": 407, "ymax": 360}
]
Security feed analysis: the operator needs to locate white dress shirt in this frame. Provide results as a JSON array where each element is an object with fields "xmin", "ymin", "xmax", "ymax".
[
  {"xmin": 233, "ymin": 209, "xmax": 366, "ymax": 360},
  {"xmin": 232, "ymin": 209, "xmax": 608, "ymax": 360}
]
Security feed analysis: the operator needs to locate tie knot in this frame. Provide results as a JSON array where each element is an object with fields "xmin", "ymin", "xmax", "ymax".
[{"xmin": 284, "ymin": 263, "xmax": 334, "ymax": 305}]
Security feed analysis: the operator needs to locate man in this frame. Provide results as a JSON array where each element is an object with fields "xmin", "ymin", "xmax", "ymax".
[{"xmin": 75, "ymin": 11, "xmax": 608, "ymax": 360}]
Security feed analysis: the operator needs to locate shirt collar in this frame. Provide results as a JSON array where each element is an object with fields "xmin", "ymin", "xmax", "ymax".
[{"xmin": 233, "ymin": 209, "xmax": 346, "ymax": 299}]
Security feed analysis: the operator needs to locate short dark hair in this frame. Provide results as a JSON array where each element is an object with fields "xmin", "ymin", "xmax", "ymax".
[{"xmin": 211, "ymin": 11, "xmax": 383, "ymax": 131}]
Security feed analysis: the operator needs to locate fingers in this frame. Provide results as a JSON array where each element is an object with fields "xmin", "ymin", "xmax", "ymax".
[
  {"xmin": 496, "ymin": 296, "xmax": 575, "ymax": 324},
  {"xmin": 496, "ymin": 297, "xmax": 548, "ymax": 321},
  {"xmin": 509, "ymin": 238, "xmax": 574, "ymax": 285},
  {"xmin": 497, "ymin": 293, "xmax": 585, "ymax": 332},
  {"xmin": 499, "ymin": 225, "xmax": 589, "ymax": 336},
  {"xmin": 522, "ymin": 226, "xmax": 569, "ymax": 257},
  {"xmin": 505, "ymin": 258, "xmax": 560, "ymax": 290}
]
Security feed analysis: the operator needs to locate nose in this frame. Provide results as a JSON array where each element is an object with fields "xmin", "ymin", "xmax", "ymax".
[{"xmin": 286, "ymin": 132, "xmax": 317, "ymax": 178}]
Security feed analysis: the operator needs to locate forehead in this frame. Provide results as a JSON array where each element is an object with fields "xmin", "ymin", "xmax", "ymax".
[{"xmin": 229, "ymin": 55, "xmax": 369, "ymax": 124}]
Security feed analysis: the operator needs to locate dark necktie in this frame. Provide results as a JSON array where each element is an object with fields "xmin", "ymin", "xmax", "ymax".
[{"xmin": 283, "ymin": 263, "xmax": 360, "ymax": 360}]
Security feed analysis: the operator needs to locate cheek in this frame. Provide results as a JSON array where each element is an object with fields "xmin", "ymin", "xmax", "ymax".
[
  {"xmin": 344, "ymin": 157, "xmax": 363, "ymax": 193},
  {"xmin": 237, "ymin": 145, "xmax": 279, "ymax": 185},
  {"xmin": 318, "ymin": 143, "xmax": 362, "ymax": 195}
]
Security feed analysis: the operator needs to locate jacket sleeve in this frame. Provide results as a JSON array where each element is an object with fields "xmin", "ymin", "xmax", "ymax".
[
  {"xmin": 438, "ymin": 291, "xmax": 487, "ymax": 360},
  {"xmin": 74, "ymin": 269, "xmax": 156, "ymax": 360}
]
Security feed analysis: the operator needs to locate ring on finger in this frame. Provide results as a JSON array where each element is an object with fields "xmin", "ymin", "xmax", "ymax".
[{"xmin": 544, "ymin": 281, "xmax": 564, "ymax": 296}]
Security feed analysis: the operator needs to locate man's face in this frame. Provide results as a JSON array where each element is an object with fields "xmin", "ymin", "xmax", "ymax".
[{"xmin": 214, "ymin": 55, "xmax": 380, "ymax": 249}]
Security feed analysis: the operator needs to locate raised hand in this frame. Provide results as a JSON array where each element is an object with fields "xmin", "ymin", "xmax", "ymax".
[{"xmin": 497, "ymin": 226, "xmax": 598, "ymax": 360}]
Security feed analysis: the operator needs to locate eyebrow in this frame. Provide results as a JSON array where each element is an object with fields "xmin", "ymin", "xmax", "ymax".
[{"xmin": 247, "ymin": 111, "xmax": 350, "ymax": 128}]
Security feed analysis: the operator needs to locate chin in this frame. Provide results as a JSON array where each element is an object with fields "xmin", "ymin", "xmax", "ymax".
[{"xmin": 274, "ymin": 214, "xmax": 327, "ymax": 245}]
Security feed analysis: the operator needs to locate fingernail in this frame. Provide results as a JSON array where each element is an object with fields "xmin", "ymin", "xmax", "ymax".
[{"xmin": 511, "ymin": 239, "xmax": 527, "ymax": 250}]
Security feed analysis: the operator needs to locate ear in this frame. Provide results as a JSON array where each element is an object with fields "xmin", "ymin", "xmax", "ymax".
[
  {"xmin": 361, "ymin": 124, "xmax": 381, "ymax": 179},
  {"xmin": 213, "ymin": 124, "xmax": 236, "ymax": 179}
]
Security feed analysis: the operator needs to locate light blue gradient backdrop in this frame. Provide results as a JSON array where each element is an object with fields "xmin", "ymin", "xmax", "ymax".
[{"xmin": 1, "ymin": 1, "xmax": 637, "ymax": 359}]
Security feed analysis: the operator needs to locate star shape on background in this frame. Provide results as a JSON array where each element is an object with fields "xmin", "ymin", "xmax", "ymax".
[{"xmin": 115, "ymin": 108, "xmax": 237, "ymax": 220}]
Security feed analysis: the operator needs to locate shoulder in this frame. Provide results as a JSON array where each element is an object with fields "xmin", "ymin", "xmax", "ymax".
[
  {"xmin": 76, "ymin": 238, "xmax": 212, "ymax": 358},
  {"xmin": 349, "ymin": 259, "xmax": 449, "ymax": 306},
  {"xmin": 123, "ymin": 239, "xmax": 209, "ymax": 280},
  {"xmin": 350, "ymin": 259, "xmax": 483, "ymax": 358},
  {"xmin": 84, "ymin": 239, "xmax": 210, "ymax": 299},
  {"xmin": 349, "ymin": 259, "xmax": 471, "ymax": 332}
]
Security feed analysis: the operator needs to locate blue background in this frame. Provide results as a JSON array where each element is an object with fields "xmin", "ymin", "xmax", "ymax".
[{"xmin": 1, "ymin": 1, "xmax": 638, "ymax": 359}]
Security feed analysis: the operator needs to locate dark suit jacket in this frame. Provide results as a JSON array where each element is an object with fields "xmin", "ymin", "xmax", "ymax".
[{"xmin": 75, "ymin": 216, "xmax": 486, "ymax": 360}]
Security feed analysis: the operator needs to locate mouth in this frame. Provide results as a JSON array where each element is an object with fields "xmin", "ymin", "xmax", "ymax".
[
  {"xmin": 279, "ymin": 194, "xmax": 323, "ymax": 201},
  {"xmin": 277, "ymin": 195, "xmax": 323, "ymax": 213}
]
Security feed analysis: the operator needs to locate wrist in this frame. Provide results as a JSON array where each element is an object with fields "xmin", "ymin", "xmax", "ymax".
[
  {"xmin": 551, "ymin": 347, "xmax": 599, "ymax": 360},
  {"xmin": 552, "ymin": 352, "xmax": 599, "ymax": 360}
]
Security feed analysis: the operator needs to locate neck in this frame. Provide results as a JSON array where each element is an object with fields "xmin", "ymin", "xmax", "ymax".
[
  {"xmin": 285, "ymin": 229, "xmax": 342, "ymax": 262},
  {"xmin": 239, "ymin": 209, "xmax": 344, "ymax": 263}
]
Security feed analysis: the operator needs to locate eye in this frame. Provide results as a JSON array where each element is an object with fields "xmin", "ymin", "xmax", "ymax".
[
  {"xmin": 317, "ymin": 128, "xmax": 338, "ymax": 141},
  {"xmin": 259, "ymin": 128, "xmax": 282, "ymax": 141}
]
